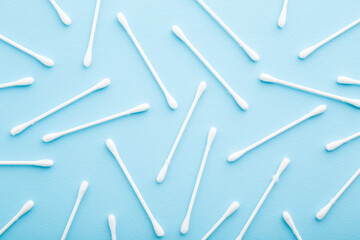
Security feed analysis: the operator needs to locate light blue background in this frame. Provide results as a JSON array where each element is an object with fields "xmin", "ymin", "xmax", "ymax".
[{"xmin": 0, "ymin": 0, "xmax": 360, "ymax": 239}]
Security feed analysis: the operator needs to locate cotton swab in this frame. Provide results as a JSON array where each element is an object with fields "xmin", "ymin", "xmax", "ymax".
[
  {"xmin": 42, "ymin": 103, "xmax": 150, "ymax": 142},
  {"xmin": 49, "ymin": 0, "xmax": 71, "ymax": 26},
  {"xmin": 83, "ymin": 0, "xmax": 101, "ymax": 67},
  {"xmin": 11, "ymin": 78, "xmax": 110, "ymax": 136},
  {"xmin": 172, "ymin": 26, "xmax": 248, "ymax": 110},
  {"xmin": 0, "ymin": 77, "xmax": 34, "ymax": 89},
  {"xmin": 326, "ymin": 130, "xmax": 360, "ymax": 151},
  {"xmin": 0, "ymin": 160, "xmax": 53, "ymax": 167},
  {"xmin": 195, "ymin": 0, "xmax": 259, "ymax": 61},
  {"xmin": 201, "ymin": 201, "xmax": 239, "ymax": 240},
  {"xmin": 337, "ymin": 76, "xmax": 360, "ymax": 85},
  {"xmin": 0, "ymin": 34, "xmax": 54, "ymax": 67},
  {"xmin": 260, "ymin": 73, "xmax": 360, "ymax": 108},
  {"xmin": 316, "ymin": 168, "xmax": 360, "ymax": 220},
  {"xmin": 108, "ymin": 215, "xmax": 116, "ymax": 240},
  {"xmin": 157, "ymin": 82, "xmax": 206, "ymax": 183},
  {"xmin": 117, "ymin": 13, "xmax": 178, "ymax": 110},
  {"xmin": 0, "ymin": 200, "xmax": 34, "ymax": 236},
  {"xmin": 236, "ymin": 158, "xmax": 290, "ymax": 240},
  {"xmin": 61, "ymin": 181, "xmax": 88, "ymax": 240},
  {"xmin": 106, "ymin": 139, "xmax": 164, "ymax": 237},
  {"xmin": 283, "ymin": 212, "xmax": 302, "ymax": 240},
  {"xmin": 278, "ymin": 0, "xmax": 288, "ymax": 28},
  {"xmin": 181, "ymin": 127, "xmax": 217, "ymax": 234},
  {"xmin": 228, "ymin": 105, "xmax": 326, "ymax": 162},
  {"xmin": 299, "ymin": 18, "xmax": 360, "ymax": 59}
]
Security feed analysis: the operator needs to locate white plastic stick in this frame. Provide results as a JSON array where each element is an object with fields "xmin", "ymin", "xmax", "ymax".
[
  {"xmin": 11, "ymin": 78, "xmax": 110, "ymax": 135},
  {"xmin": 0, "ymin": 34, "xmax": 54, "ymax": 67},
  {"xmin": 83, "ymin": 0, "xmax": 101, "ymax": 67},
  {"xmin": 42, "ymin": 103, "xmax": 150, "ymax": 142},
  {"xmin": 108, "ymin": 215, "xmax": 116, "ymax": 240},
  {"xmin": 172, "ymin": 26, "xmax": 248, "ymax": 110},
  {"xmin": 49, "ymin": 0, "xmax": 71, "ymax": 25},
  {"xmin": 278, "ymin": 0, "xmax": 288, "ymax": 28},
  {"xmin": 260, "ymin": 73, "xmax": 360, "ymax": 108},
  {"xmin": 236, "ymin": 158, "xmax": 290, "ymax": 240},
  {"xmin": 61, "ymin": 181, "xmax": 88, "ymax": 240},
  {"xmin": 316, "ymin": 168, "xmax": 360, "ymax": 220},
  {"xmin": 201, "ymin": 201, "xmax": 239, "ymax": 240},
  {"xmin": 326, "ymin": 130, "xmax": 360, "ymax": 151},
  {"xmin": 0, "ymin": 77, "xmax": 33, "ymax": 89},
  {"xmin": 0, "ymin": 200, "xmax": 34, "ymax": 236},
  {"xmin": 228, "ymin": 105, "xmax": 326, "ymax": 162},
  {"xmin": 0, "ymin": 160, "xmax": 53, "ymax": 167},
  {"xmin": 117, "ymin": 13, "xmax": 178, "ymax": 110},
  {"xmin": 283, "ymin": 212, "xmax": 302, "ymax": 240},
  {"xmin": 106, "ymin": 139, "xmax": 164, "ymax": 237},
  {"xmin": 337, "ymin": 76, "xmax": 360, "ymax": 85},
  {"xmin": 299, "ymin": 18, "xmax": 360, "ymax": 59},
  {"xmin": 195, "ymin": 0, "xmax": 259, "ymax": 61},
  {"xmin": 157, "ymin": 82, "xmax": 207, "ymax": 183},
  {"xmin": 181, "ymin": 127, "xmax": 217, "ymax": 234}
]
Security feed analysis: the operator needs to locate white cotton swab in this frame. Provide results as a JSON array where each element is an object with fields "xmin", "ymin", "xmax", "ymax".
[
  {"xmin": 201, "ymin": 201, "xmax": 239, "ymax": 240},
  {"xmin": 326, "ymin": 130, "xmax": 360, "ymax": 151},
  {"xmin": 42, "ymin": 103, "xmax": 150, "ymax": 142},
  {"xmin": 49, "ymin": 0, "xmax": 71, "ymax": 26},
  {"xmin": 106, "ymin": 139, "xmax": 165, "ymax": 237},
  {"xmin": 11, "ymin": 78, "xmax": 110, "ymax": 136},
  {"xmin": 61, "ymin": 181, "xmax": 88, "ymax": 240},
  {"xmin": 108, "ymin": 215, "xmax": 116, "ymax": 240},
  {"xmin": 0, "ymin": 77, "xmax": 34, "ymax": 89},
  {"xmin": 316, "ymin": 168, "xmax": 360, "ymax": 220},
  {"xmin": 260, "ymin": 73, "xmax": 360, "ymax": 108},
  {"xmin": 195, "ymin": 0, "xmax": 259, "ymax": 61},
  {"xmin": 236, "ymin": 158, "xmax": 290, "ymax": 240},
  {"xmin": 117, "ymin": 13, "xmax": 178, "ymax": 110},
  {"xmin": 0, "ymin": 34, "xmax": 54, "ymax": 67},
  {"xmin": 278, "ymin": 0, "xmax": 289, "ymax": 28},
  {"xmin": 299, "ymin": 18, "xmax": 360, "ymax": 59},
  {"xmin": 0, "ymin": 160, "xmax": 53, "ymax": 167},
  {"xmin": 228, "ymin": 105, "xmax": 326, "ymax": 162},
  {"xmin": 157, "ymin": 82, "xmax": 207, "ymax": 183},
  {"xmin": 181, "ymin": 127, "xmax": 217, "ymax": 234},
  {"xmin": 337, "ymin": 76, "xmax": 360, "ymax": 85},
  {"xmin": 172, "ymin": 26, "xmax": 248, "ymax": 110},
  {"xmin": 283, "ymin": 212, "xmax": 302, "ymax": 240},
  {"xmin": 0, "ymin": 200, "xmax": 34, "ymax": 236},
  {"xmin": 83, "ymin": 0, "xmax": 101, "ymax": 67}
]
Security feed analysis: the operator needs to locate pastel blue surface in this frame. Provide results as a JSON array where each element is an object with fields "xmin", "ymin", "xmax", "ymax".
[{"xmin": 0, "ymin": 0, "xmax": 360, "ymax": 239}]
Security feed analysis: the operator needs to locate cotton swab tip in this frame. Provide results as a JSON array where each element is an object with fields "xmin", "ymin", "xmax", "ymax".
[
  {"xmin": 337, "ymin": 76, "xmax": 356, "ymax": 84},
  {"xmin": 20, "ymin": 200, "xmax": 35, "ymax": 214},
  {"xmin": 94, "ymin": 78, "xmax": 111, "ymax": 90},
  {"xmin": 79, "ymin": 181, "xmax": 89, "ymax": 196},
  {"xmin": 307, "ymin": 105, "xmax": 327, "ymax": 117},
  {"xmin": 243, "ymin": 45, "xmax": 260, "ymax": 61},
  {"xmin": 276, "ymin": 157, "xmax": 290, "ymax": 176},
  {"xmin": 316, "ymin": 203, "xmax": 332, "ymax": 220},
  {"xmin": 10, "ymin": 123, "xmax": 31, "ymax": 136},
  {"xmin": 108, "ymin": 214, "xmax": 116, "ymax": 228},
  {"xmin": 153, "ymin": 219, "xmax": 165, "ymax": 237},
  {"xmin": 106, "ymin": 139, "xmax": 118, "ymax": 155},
  {"xmin": 282, "ymin": 211, "xmax": 291, "ymax": 222},
  {"xmin": 326, "ymin": 140, "xmax": 344, "ymax": 151},
  {"xmin": 345, "ymin": 99, "xmax": 360, "ymax": 108},
  {"xmin": 172, "ymin": 25, "xmax": 187, "ymax": 42},
  {"xmin": 208, "ymin": 127, "xmax": 217, "ymax": 142},
  {"xmin": 116, "ymin": 13, "xmax": 129, "ymax": 30},
  {"xmin": 132, "ymin": 103, "xmax": 150, "ymax": 112},
  {"xmin": 225, "ymin": 201, "xmax": 240, "ymax": 217},
  {"xmin": 259, "ymin": 73, "xmax": 278, "ymax": 83},
  {"xmin": 83, "ymin": 50, "xmax": 92, "ymax": 67},
  {"xmin": 167, "ymin": 94, "xmax": 178, "ymax": 110},
  {"xmin": 227, "ymin": 150, "xmax": 246, "ymax": 162},
  {"xmin": 34, "ymin": 159, "xmax": 54, "ymax": 167},
  {"xmin": 42, "ymin": 132, "xmax": 61, "ymax": 142},
  {"xmin": 180, "ymin": 216, "xmax": 190, "ymax": 234},
  {"xmin": 233, "ymin": 94, "xmax": 249, "ymax": 110},
  {"xmin": 38, "ymin": 56, "xmax": 55, "ymax": 67},
  {"xmin": 156, "ymin": 164, "xmax": 168, "ymax": 183},
  {"xmin": 13, "ymin": 77, "xmax": 34, "ymax": 86},
  {"xmin": 298, "ymin": 46, "xmax": 316, "ymax": 59}
]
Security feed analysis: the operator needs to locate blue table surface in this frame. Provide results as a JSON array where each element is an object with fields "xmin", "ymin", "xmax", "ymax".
[{"xmin": 0, "ymin": 0, "xmax": 360, "ymax": 239}]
